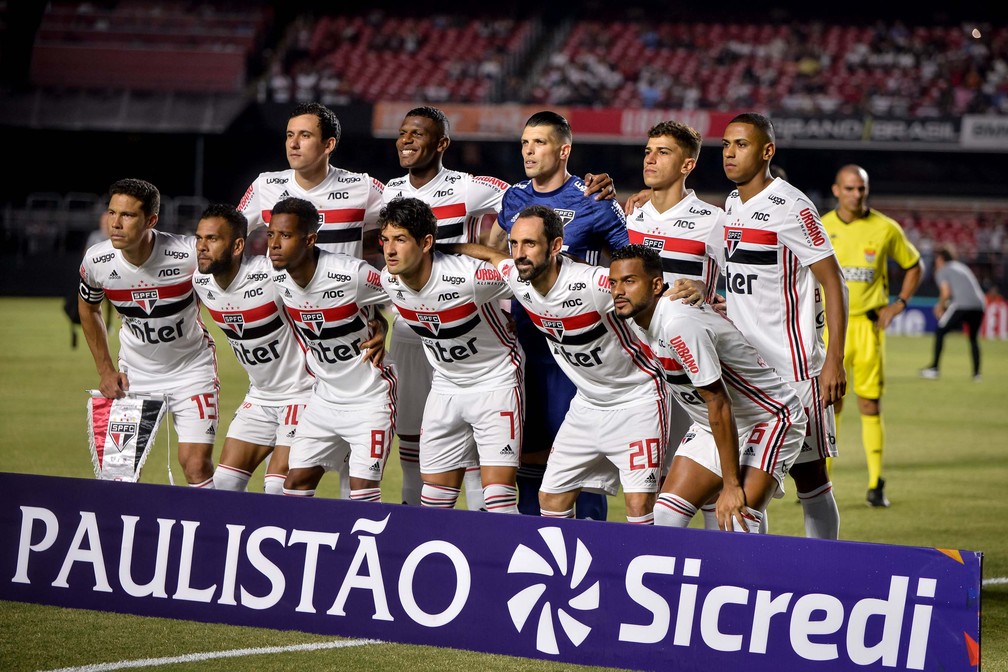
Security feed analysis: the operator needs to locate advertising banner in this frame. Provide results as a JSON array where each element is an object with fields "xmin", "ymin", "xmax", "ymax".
[
  {"xmin": 1, "ymin": 473, "xmax": 982, "ymax": 671},
  {"xmin": 960, "ymin": 115, "xmax": 1008, "ymax": 150}
]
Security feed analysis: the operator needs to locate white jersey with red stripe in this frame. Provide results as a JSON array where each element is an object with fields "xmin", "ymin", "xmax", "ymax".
[
  {"xmin": 272, "ymin": 250, "xmax": 394, "ymax": 407},
  {"xmin": 712, "ymin": 178, "xmax": 835, "ymax": 382},
  {"xmin": 193, "ymin": 255, "xmax": 314, "ymax": 404},
  {"xmin": 238, "ymin": 166, "xmax": 385, "ymax": 257},
  {"xmin": 642, "ymin": 298, "xmax": 804, "ymax": 431},
  {"xmin": 383, "ymin": 168, "xmax": 507, "ymax": 244},
  {"xmin": 497, "ymin": 257, "xmax": 667, "ymax": 408},
  {"xmin": 382, "ymin": 252, "xmax": 521, "ymax": 393},
  {"xmin": 78, "ymin": 231, "xmax": 217, "ymax": 392},
  {"xmin": 626, "ymin": 191, "xmax": 721, "ymax": 293}
]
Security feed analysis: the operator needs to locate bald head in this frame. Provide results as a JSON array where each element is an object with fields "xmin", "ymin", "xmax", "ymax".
[{"xmin": 834, "ymin": 164, "xmax": 869, "ymax": 186}]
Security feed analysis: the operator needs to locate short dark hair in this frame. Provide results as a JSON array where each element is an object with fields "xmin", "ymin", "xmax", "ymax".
[
  {"xmin": 109, "ymin": 178, "xmax": 160, "ymax": 217},
  {"xmin": 199, "ymin": 203, "xmax": 248, "ymax": 241},
  {"xmin": 935, "ymin": 245, "xmax": 956, "ymax": 262},
  {"xmin": 525, "ymin": 110, "xmax": 572, "ymax": 144},
  {"xmin": 378, "ymin": 197, "xmax": 437, "ymax": 245},
  {"xmin": 728, "ymin": 112, "xmax": 775, "ymax": 144},
  {"xmin": 611, "ymin": 244, "xmax": 664, "ymax": 280},
  {"xmin": 405, "ymin": 106, "xmax": 450, "ymax": 138},
  {"xmin": 291, "ymin": 102, "xmax": 341, "ymax": 146},
  {"xmin": 647, "ymin": 120, "xmax": 702, "ymax": 160},
  {"xmin": 516, "ymin": 205, "xmax": 564, "ymax": 243},
  {"xmin": 270, "ymin": 197, "xmax": 319, "ymax": 235}
]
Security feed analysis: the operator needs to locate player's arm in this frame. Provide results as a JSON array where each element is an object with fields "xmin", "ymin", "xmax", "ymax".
[
  {"xmin": 356, "ymin": 260, "xmax": 389, "ymax": 367},
  {"xmin": 582, "ymin": 172, "xmax": 616, "ymax": 201},
  {"xmin": 878, "ymin": 261, "xmax": 923, "ymax": 329},
  {"xmin": 935, "ymin": 279, "xmax": 952, "ymax": 319},
  {"xmin": 695, "ymin": 380, "xmax": 748, "ymax": 532},
  {"xmin": 442, "ymin": 242, "xmax": 511, "ymax": 268},
  {"xmin": 362, "ymin": 177, "xmax": 387, "ymax": 269},
  {"xmin": 78, "ymin": 291, "xmax": 128, "ymax": 398},
  {"xmin": 810, "ymin": 254, "xmax": 849, "ymax": 406},
  {"xmin": 623, "ymin": 188, "xmax": 653, "ymax": 214},
  {"xmin": 483, "ymin": 218, "xmax": 510, "ymax": 251}
]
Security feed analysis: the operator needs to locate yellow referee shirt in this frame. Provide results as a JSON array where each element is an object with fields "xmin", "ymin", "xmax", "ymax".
[{"xmin": 822, "ymin": 208, "xmax": 921, "ymax": 317}]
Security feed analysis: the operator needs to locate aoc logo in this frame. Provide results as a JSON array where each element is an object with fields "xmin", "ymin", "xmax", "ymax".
[{"xmin": 507, "ymin": 527, "xmax": 599, "ymax": 654}]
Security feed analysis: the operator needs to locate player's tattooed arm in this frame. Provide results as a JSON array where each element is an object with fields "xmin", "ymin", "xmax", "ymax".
[
  {"xmin": 583, "ymin": 173, "xmax": 616, "ymax": 201},
  {"xmin": 361, "ymin": 309, "xmax": 389, "ymax": 367},
  {"xmin": 78, "ymin": 294, "xmax": 129, "ymax": 398},
  {"xmin": 482, "ymin": 218, "xmax": 510, "ymax": 251}
]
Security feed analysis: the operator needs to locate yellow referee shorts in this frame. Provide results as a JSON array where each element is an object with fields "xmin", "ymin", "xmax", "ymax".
[{"xmin": 825, "ymin": 312, "xmax": 884, "ymax": 400}]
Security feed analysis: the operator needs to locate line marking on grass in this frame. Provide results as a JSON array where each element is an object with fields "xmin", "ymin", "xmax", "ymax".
[
  {"xmin": 38, "ymin": 639, "xmax": 381, "ymax": 672},
  {"xmin": 984, "ymin": 577, "xmax": 1008, "ymax": 586}
]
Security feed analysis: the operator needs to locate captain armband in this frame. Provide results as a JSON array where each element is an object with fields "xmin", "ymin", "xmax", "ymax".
[{"xmin": 79, "ymin": 280, "xmax": 105, "ymax": 304}]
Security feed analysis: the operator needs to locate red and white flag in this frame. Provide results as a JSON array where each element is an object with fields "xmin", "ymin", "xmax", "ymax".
[{"xmin": 87, "ymin": 393, "xmax": 167, "ymax": 481}]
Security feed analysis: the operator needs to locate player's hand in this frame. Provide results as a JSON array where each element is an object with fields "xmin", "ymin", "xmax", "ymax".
[
  {"xmin": 665, "ymin": 278, "xmax": 706, "ymax": 306},
  {"xmin": 583, "ymin": 173, "xmax": 616, "ymax": 201},
  {"xmin": 716, "ymin": 485, "xmax": 749, "ymax": 532},
  {"xmin": 817, "ymin": 354, "xmax": 847, "ymax": 407},
  {"xmin": 709, "ymin": 293, "xmax": 728, "ymax": 316},
  {"xmin": 362, "ymin": 315, "xmax": 388, "ymax": 368},
  {"xmin": 99, "ymin": 369, "xmax": 129, "ymax": 399},
  {"xmin": 876, "ymin": 301, "xmax": 903, "ymax": 329},
  {"xmin": 932, "ymin": 303, "xmax": 944, "ymax": 319},
  {"xmin": 623, "ymin": 188, "xmax": 652, "ymax": 214}
]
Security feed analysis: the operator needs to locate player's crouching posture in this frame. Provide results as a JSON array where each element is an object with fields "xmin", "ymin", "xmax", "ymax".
[
  {"xmin": 78, "ymin": 178, "xmax": 219, "ymax": 487},
  {"xmin": 380, "ymin": 197, "xmax": 524, "ymax": 512},
  {"xmin": 267, "ymin": 197, "xmax": 395, "ymax": 501},
  {"xmin": 610, "ymin": 245, "xmax": 806, "ymax": 531},
  {"xmin": 449, "ymin": 206, "xmax": 669, "ymax": 523},
  {"xmin": 192, "ymin": 204, "xmax": 314, "ymax": 494}
]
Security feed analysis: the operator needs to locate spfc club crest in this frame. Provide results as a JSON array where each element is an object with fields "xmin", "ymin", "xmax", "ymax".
[
  {"xmin": 299, "ymin": 311, "xmax": 325, "ymax": 336},
  {"xmin": 417, "ymin": 313, "xmax": 441, "ymax": 335},
  {"xmin": 725, "ymin": 229, "xmax": 743, "ymax": 256},
  {"xmin": 542, "ymin": 318, "xmax": 565, "ymax": 340},
  {"xmin": 554, "ymin": 209, "xmax": 575, "ymax": 227},
  {"xmin": 131, "ymin": 289, "xmax": 159, "ymax": 313},
  {"xmin": 643, "ymin": 237, "xmax": 665, "ymax": 251},
  {"xmin": 223, "ymin": 313, "xmax": 245, "ymax": 336},
  {"xmin": 108, "ymin": 421, "xmax": 137, "ymax": 453}
]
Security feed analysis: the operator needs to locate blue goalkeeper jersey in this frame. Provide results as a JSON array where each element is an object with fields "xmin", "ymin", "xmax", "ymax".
[{"xmin": 499, "ymin": 175, "xmax": 628, "ymax": 265}]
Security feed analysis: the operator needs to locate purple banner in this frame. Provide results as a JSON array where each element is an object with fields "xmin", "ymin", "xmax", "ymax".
[{"xmin": 0, "ymin": 473, "xmax": 981, "ymax": 671}]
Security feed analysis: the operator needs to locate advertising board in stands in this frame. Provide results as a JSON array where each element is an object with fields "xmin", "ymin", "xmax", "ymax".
[
  {"xmin": 960, "ymin": 115, "xmax": 1008, "ymax": 150},
  {"xmin": 1, "ymin": 473, "xmax": 982, "ymax": 671}
]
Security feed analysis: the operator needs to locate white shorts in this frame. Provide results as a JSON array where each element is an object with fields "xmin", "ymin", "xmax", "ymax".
[
  {"xmin": 165, "ymin": 388, "xmax": 219, "ymax": 445},
  {"xmin": 542, "ymin": 397, "xmax": 668, "ymax": 496},
  {"xmin": 391, "ymin": 319, "xmax": 433, "ymax": 438},
  {"xmin": 225, "ymin": 396, "xmax": 309, "ymax": 447},
  {"xmin": 420, "ymin": 385, "xmax": 523, "ymax": 474},
  {"xmin": 675, "ymin": 412, "xmax": 805, "ymax": 498},
  {"xmin": 288, "ymin": 396, "xmax": 394, "ymax": 481},
  {"xmin": 790, "ymin": 378, "xmax": 838, "ymax": 464}
]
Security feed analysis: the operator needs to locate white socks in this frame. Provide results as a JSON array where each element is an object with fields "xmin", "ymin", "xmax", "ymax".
[
  {"xmin": 798, "ymin": 482, "xmax": 840, "ymax": 540},
  {"xmin": 654, "ymin": 493, "xmax": 696, "ymax": 527},
  {"xmin": 464, "ymin": 467, "xmax": 485, "ymax": 510},
  {"xmin": 212, "ymin": 465, "xmax": 249, "ymax": 492},
  {"xmin": 421, "ymin": 483, "xmax": 460, "ymax": 509},
  {"xmin": 483, "ymin": 484, "xmax": 518, "ymax": 513}
]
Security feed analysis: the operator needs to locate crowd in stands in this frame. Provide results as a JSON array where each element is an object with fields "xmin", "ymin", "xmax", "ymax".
[{"xmin": 530, "ymin": 19, "xmax": 1008, "ymax": 117}]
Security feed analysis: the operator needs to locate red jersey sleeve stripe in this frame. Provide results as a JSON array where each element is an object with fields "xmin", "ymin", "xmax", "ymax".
[{"xmin": 104, "ymin": 279, "xmax": 193, "ymax": 302}]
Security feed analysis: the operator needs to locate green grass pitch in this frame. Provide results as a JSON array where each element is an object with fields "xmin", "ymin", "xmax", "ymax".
[{"xmin": 0, "ymin": 297, "xmax": 1004, "ymax": 671}]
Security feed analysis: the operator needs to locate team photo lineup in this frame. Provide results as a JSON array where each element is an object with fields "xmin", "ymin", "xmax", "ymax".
[{"xmin": 78, "ymin": 100, "xmax": 931, "ymax": 538}]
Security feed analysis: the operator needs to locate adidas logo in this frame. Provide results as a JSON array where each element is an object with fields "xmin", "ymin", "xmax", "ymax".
[
  {"xmin": 500, "ymin": 444, "xmax": 515, "ymax": 456},
  {"xmin": 207, "ymin": 290, "xmax": 215, "ymax": 299},
  {"xmin": 634, "ymin": 212, "xmax": 644, "ymax": 221},
  {"xmin": 205, "ymin": 426, "xmax": 216, "ymax": 435},
  {"xmin": 109, "ymin": 270, "xmax": 121, "ymax": 279},
  {"xmin": 800, "ymin": 442, "xmax": 812, "ymax": 452},
  {"xmin": 284, "ymin": 289, "xmax": 292, "ymax": 298},
  {"xmin": 285, "ymin": 429, "xmax": 296, "ymax": 438},
  {"xmin": 396, "ymin": 291, "xmax": 404, "ymax": 301},
  {"xmin": 742, "ymin": 446, "xmax": 756, "ymax": 457},
  {"xmin": 368, "ymin": 461, "xmax": 381, "ymax": 472},
  {"xmin": 644, "ymin": 473, "xmax": 657, "ymax": 485},
  {"xmin": 522, "ymin": 293, "xmax": 531, "ymax": 301}
]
